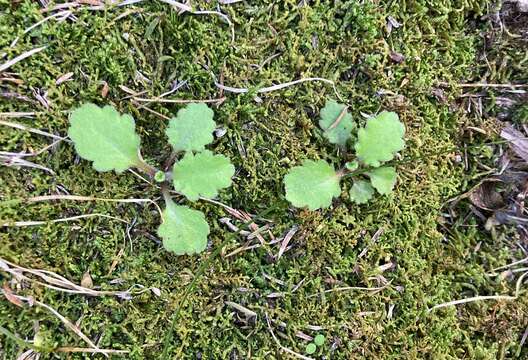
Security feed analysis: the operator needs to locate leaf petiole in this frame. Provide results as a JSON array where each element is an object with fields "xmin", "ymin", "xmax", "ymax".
[
  {"xmin": 134, "ymin": 156, "xmax": 158, "ymax": 178},
  {"xmin": 337, "ymin": 167, "xmax": 366, "ymax": 179}
]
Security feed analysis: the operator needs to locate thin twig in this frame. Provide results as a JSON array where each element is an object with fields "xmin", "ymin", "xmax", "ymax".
[
  {"xmin": 307, "ymin": 282, "xmax": 391, "ymax": 298},
  {"xmin": 488, "ymin": 267, "xmax": 528, "ymax": 277},
  {"xmin": 54, "ymin": 347, "xmax": 128, "ymax": 354},
  {"xmin": 0, "ymin": 46, "xmax": 47, "ymax": 73},
  {"xmin": 10, "ymin": 11, "xmax": 71, "ymax": 48},
  {"xmin": 21, "ymin": 194, "xmax": 154, "ymax": 204},
  {"xmin": 358, "ymin": 227, "xmax": 384, "ymax": 259},
  {"xmin": 1, "ymin": 155, "xmax": 55, "ymax": 174},
  {"xmin": 1, "ymin": 213, "xmax": 128, "ymax": 227},
  {"xmin": 0, "ymin": 257, "xmax": 137, "ymax": 298},
  {"xmin": 520, "ymin": 326, "xmax": 528, "ymax": 348},
  {"xmin": 0, "ymin": 137, "xmax": 66, "ymax": 158},
  {"xmin": 490, "ymin": 257, "xmax": 528, "ymax": 273},
  {"xmin": 428, "ymin": 295, "xmax": 516, "ymax": 311},
  {"xmin": 3, "ymin": 194, "xmax": 162, "ymax": 218},
  {"xmin": 0, "ymin": 112, "xmax": 36, "ymax": 118},
  {"xmin": 132, "ymin": 96, "xmax": 225, "ymax": 104},
  {"xmin": 218, "ymin": 0, "xmax": 243, "ymax": 4},
  {"xmin": 428, "ymin": 271, "xmax": 528, "ymax": 312},
  {"xmin": 456, "ymin": 83, "xmax": 528, "ymax": 88},
  {"xmin": 217, "ymin": 77, "xmax": 336, "ymax": 94},
  {"xmin": 328, "ymin": 106, "xmax": 349, "ymax": 130},
  {"xmin": 198, "ymin": 197, "xmax": 240, "ymax": 216},
  {"xmin": 225, "ymin": 301, "xmax": 257, "ymax": 318},
  {"xmin": 132, "ymin": 101, "xmax": 171, "ymax": 120},
  {"xmin": 224, "ymin": 243, "xmax": 261, "ymax": 258},
  {"xmin": 156, "ymin": 0, "xmax": 191, "ymax": 11},
  {"xmin": 0, "ymin": 119, "xmax": 63, "ymax": 139},
  {"xmin": 122, "ymin": 0, "xmax": 235, "ymax": 42},
  {"xmin": 193, "ymin": 10, "xmax": 235, "ymax": 42}
]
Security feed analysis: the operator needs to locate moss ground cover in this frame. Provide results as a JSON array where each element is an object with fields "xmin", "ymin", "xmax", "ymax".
[{"xmin": 1, "ymin": 0, "xmax": 527, "ymax": 358}]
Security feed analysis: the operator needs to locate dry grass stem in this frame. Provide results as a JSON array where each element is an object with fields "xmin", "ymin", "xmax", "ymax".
[
  {"xmin": 1, "ymin": 213, "xmax": 128, "ymax": 227},
  {"xmin": 10, "ymin": 11, "xmax": 71, "ymax": 48},
  {"xmin": 307, "ymin": 282, "xmax": 391, "ymax": 299},
  {"xmin": 1, "ymin": 155, "xmax": 55, "ymax": 174},
  {"xmin": 225, "ymin": 301, "xmax": 257, "ymax": 318},
  {"xmin": 328, "ymin": 106, "xmax": 349, "ymax": 130},
  {"xmin": 0, "ymin": 112, "xmax": 36, "ymax": 118},
  {"xmin": 276, "ymin": 225, "xmax": 298, "ymax": 260},
  {"xmin": 133, "ymin": 96, "xmax": 226, "ymax": 105},
  {"xmin": 0, "ymin": 47, "xmax": 47, "ymax": 73},
  {"xmin": 54, "ymin": 347, "xmax": 128, "ymax": 354},
  {"xmin": 0, "ymin": 119, "xmax": 62, "ymax": 139},
  {"xmin": 428, "ymin": 271, "xmax": 528, "ymax": 312},
  {"xmin": 0, "ymin": 258, "xmax": 160, "ymax": 303}
]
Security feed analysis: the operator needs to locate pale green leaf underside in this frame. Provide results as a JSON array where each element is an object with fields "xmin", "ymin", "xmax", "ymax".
[
  {"xmin": 166, "ymin": 103, "xmax": 216, "ymax": 152},
  {"xmin": 319, "ymin": 99, "xmax": 355, "ymax": 146},
  {"xmin": 284, "ymin": 160, "xmax": 341, "ymax": 210},
  {"xmin": 158, "ymin": 200, "xmax": 209, "ymax": 255},
  {"xmin": 354, "ymin": 111, "xmax": 405, "ymax": 167},
  {"xmin": 368, "ymin": 166, "xmax": 397, "ymax": 194},
  {"xmin": 68, "ymin": 103, "xmax": 141, "ymax": 172},
  {"xmin": 349, "ymin": 180, "xmax": 374, "ymax": 204},
  {"xmin": 172, "ymin": 150, "xmax": 235, "ymax": 201}
]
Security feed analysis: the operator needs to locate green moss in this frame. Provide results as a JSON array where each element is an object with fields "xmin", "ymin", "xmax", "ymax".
[{"xmin": 1, "ymin": 0, "xmax": 527, "ymax": 359}]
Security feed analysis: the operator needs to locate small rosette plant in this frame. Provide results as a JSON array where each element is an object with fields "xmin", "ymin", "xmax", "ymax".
[
  {"xmin": 283, "ymin": 100, "xmax": 405, "ymax": 210},
  {"xmin": 68, "ymin": 102, "xmax": 234, "ymax": 255}
]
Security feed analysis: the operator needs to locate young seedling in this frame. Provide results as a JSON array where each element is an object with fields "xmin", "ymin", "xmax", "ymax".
[
  {"xmin": 283, "ymin": 99, "xmax": 405, "ymax": 209},
  {"xmin": 313, "ymin": 334, "xmax": 325, "ymax": 346},
  {"xmin": 68, "ymin": 103, "xmax": 235, "ymax": 255},
  {"xmin": 304, "ymin": 333, "xmax": 326, "ymax": 355},
  {"xmin": 305, "ymin": 342, "xmax": 317, "ymax": 355}
]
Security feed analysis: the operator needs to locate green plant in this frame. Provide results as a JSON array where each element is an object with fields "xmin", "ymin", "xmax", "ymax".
[
  {"xmin": 304, "ymin": 334, "xmax": 326, "ymax": 355},
  {"xmin": 283, "ymin": 100, "xmax": 405, "ymax": 209},
  {"xmin": 305, "ymin": 342, "xmax": 317, "ymax": 354},
  {"xmin": 68, "ymin": 103, "xmax": 234, "ymax": 255},
  {"xmin": 314, "ymin": 334, "xmax": 325, "ymax": 346}
]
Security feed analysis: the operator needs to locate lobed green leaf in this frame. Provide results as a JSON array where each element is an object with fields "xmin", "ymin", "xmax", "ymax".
[
  {"xmin": 158, "ymin": 198, "xmax": 209, "ymax": 255},
  {"xmin": 284, "ymin": 160, "xmax": 341, "ymax": 210},
  {"xmin": 349, "ymin": 180, "xmax": 374, "ymax": 204},
  {"xmin": 172, "ymin": 150, "xmax": 235, "ymax": 201},
  {"xmin": 68, "ymin": 103, "xmax": 141, "ymax": 172},
  {"xmin": 354, "ymin": 111, "xmax": 405, "ymax": 167},
  {"xmin": 166, "ymin": 103, "xmax": 216, "ymax": 152},
  {"xmin": 305, "ymin": 343, "xmax": 317, "ymax": 355},
  {"xmin": 319, "ymin": 100, "xmax": 355, "ymax": 146},
  {"xmin": 367, "ymin": 166, "xmax": 397, "ymax": 194},
  {"xmin": 313, "ymin": 334, "xmax": 326, "ymax": 346}
]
